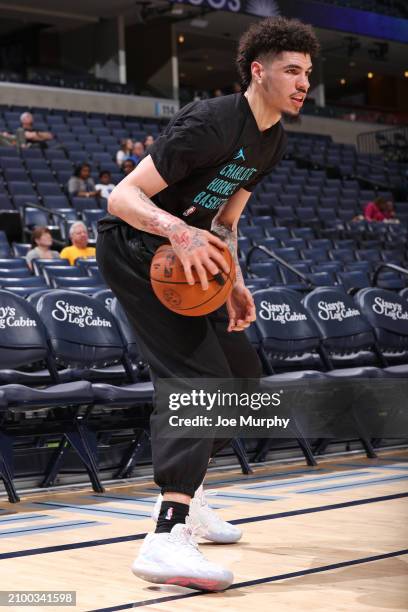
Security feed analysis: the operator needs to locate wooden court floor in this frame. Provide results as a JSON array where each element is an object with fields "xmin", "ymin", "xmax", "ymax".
[{"xmin": 0, "ymin": 449, "xmax": 407, "ymax": 611}]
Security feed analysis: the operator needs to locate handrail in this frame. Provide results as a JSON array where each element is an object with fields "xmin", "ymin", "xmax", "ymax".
[
  {"xmin": 372, "ymin": 262, "xmax": 408, "ymax": 287},
  {"xmin": 246, "ymin": 244, "xmax": 314, "ymax": 289},
  {"xmin": 19, "ymin": 201, "xmax": 69, "ymax": 246}
]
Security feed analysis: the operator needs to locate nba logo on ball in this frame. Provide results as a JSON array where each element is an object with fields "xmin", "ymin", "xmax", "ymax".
[{"xmin": 183, "ymin": 206, "xmax": 196, "ymax": 217}]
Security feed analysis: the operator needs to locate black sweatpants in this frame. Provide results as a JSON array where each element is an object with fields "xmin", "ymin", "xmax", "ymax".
[{"xmin": 96, "ymin": 224, "xmax": 262, "ymax": 497}]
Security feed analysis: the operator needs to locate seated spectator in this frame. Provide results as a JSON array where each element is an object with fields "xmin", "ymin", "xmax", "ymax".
[
  {"xmin": 16, "ymin": 112, "xmax": 54, "ymax": 148},
  {"xmin": 364, "ymin": 196, "xmax": 398, "ymax": 222},
  {"xmin": 128, "ymin": 141, "xmax": 145, "ymax": 165},
  {"xmin": 0, "ymin": 131, "xmax": 17, "ymax": 147},
  {"xmin": 144, "ymin": 134, "xmax": 155, "ymax": 148},
  {"xmin": 68, "ymin": 163, "xmax": 101, "ymax": 200},
  {"xmin": 60, "ymin": 221, "xmax": 96, "ymax": 265},
  {"xmin": 26, "ymin": 226, "xmax": 60, "ymax": 270},
  {"xmin": 143, "ymin": 134, "xmax": 155, "ymax": 157},
  {"xmin": 95, "ymin": 170, "xmax": 115, "ymax": 199},
  {"xmin": 116, "ymin": 138, "xmax": 133, "ymax": 166},
  {"xmin": 121, "ymin": 158, "xmax": 136, "ymax": 176}
]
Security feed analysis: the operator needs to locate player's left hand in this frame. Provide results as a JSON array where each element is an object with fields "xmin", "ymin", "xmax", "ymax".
[{"xmin": 226, "ymin": 284, "xmax": 256, "ymax": 332}]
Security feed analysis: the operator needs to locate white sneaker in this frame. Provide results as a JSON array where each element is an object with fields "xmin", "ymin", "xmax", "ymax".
[
  {"xmin": 152, "ymin": 485, "xmax": 242, "ymax": 544},
  {"xmin": 131, "ymin": 517, "xmax": 233, "ymax": 591}
]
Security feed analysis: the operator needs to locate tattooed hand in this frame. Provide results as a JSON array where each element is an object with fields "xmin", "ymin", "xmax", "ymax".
[{"xmin": 168, "ymin": 225, "xmax": 230, "ymax": 291}]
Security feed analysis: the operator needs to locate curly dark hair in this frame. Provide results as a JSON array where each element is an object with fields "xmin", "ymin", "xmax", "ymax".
[{"xmin": 236, "ymin": 17, "xmax": 320, "ymax": 91}]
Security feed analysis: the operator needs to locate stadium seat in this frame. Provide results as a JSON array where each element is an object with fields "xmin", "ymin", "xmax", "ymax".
[
  {"xmin": 0, "ymin": 290, "xmax": 96, "ymax": 499},
  {"xmin": 337, "ymin": 271, "xmax": 371, "ymax": 291},
  {"xmin": 355, "ymin": 288, "xmax": 408, "ymax": 374},
  {"xmin": 0, "ymin": 268, "xmax": 31, "ymax": 278},
  {"xmin": 303, "ymin": 287, "xmax": 385, "ymax": 374},
  {"xmin": 94, "ymin": 288, "xmax": 114, "ymax": 310},
  {"xmin": 35, "ymin": 290, "xmax": 153, "ymax": 482}
]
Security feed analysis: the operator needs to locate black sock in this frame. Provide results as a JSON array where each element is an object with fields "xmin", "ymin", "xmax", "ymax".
[{"xmin": 155, "ymin": 501, "xmax": 189, "ymax": 534}]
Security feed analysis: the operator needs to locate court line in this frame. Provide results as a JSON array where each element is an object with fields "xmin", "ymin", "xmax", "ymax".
[
  {"xmin": 333, "ymin": 463, "xmax": 408, "ymax": 471},
  {"xmin": 0, "ymin": 514, "xmax": 53, "ymax": 524},
  {"xmin": 87, "ymin": 494, "xmax": 228, "ymax": 510},
  {"xmin": 0, "ymin": 491, "xmax": 406, "ymax": 560},
  {"xmin": 296, "ymin": 474, "xmax": 408, "ymax": 494},
  {"xmin": 208, "ymin": 492, "xmax": 283, "ymax": 502},
  {"xmin": 34, "ymin": 501, "xmax": 151, "ymax": 519},
  {"xmin": 245, "ymin": 470, "xmax": 373, "ymax": 490},
  {"xmin": 140, "ymin": 468, "xmax": 326, "ymax": 494},
  {"xmin": 0, "ymin": 520, "xmax": 100, "ymax": 538},
  {"xmin": 86, "ymin": 548, "xmax": 408, "ymax": 611}
]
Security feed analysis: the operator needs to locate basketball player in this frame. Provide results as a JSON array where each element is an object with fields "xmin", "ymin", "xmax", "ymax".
[{"xmin": 97, "ymin": 17, "xmax": 319, "ymax": 591}]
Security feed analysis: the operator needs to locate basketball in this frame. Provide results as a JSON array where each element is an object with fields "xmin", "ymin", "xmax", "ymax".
[{"xmin": 150, "ymin": 243, "xmax": 236, "ymax": 316}]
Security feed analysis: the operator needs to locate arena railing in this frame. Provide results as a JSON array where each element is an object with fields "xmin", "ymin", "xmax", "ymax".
[
  {"xmin": 372, "ymin": 262, "xmax": 408, "ymax": 287},
  {"xmin": 357, "ymin": 126, "xmax": 408, "ymax": 160},
  {"xmin": 246, "ymin": 244, "xmax": 315, "ymax": 290},
  {"xmin": 19, "ymin": 201, "xmax": 70, "ymax": 248}
]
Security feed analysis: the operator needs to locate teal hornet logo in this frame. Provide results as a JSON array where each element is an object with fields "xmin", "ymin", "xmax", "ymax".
[{"xmin": 233, "ymin": 147, "xmax": 246, "ymax": 162}]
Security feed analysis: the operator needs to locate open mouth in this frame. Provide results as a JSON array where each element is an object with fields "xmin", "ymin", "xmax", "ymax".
[{"xmin": 291, "ymin": 96, "xmax": 304, "ymax": 107}]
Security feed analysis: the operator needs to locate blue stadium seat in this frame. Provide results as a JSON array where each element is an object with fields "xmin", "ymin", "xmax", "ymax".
[
  {"xmin": 36, "ymin": 182, "xmax": 62, "ymax": 196},
  {"xmin": 42, "ymin": 266, "xmax": 86, "ymax": 286},
  {"xmin": 239, "ymin": 226, "xmax": 265, "ymax": 241},
  {"xmin": 282, "ymin": 238, "xmax": 306, "ymax": 250},
  {"xmin": 303, "ymin": 287, "xmax": 384, "ymax": 373},
  {"xmin": 330, "ymin": 249, "xmax": 356, "ymax": 264},
  {"xmin": 52, "ymin": 275, "xmax": 102, "ymax": 289},
  {"xmin": 24, "ymin": 207, "xmax": 49, "ymax": 227},
  {"xmin": 12, "ymin": 243, "xmax": 31, "ymax": 257},
  {"xmin": 1, "ymin": 276, "xmax": 47, "ymax": 289},
  {"xmin": 0, "ymin": 156, "xmax": 23, "ymax": 169},
  {"xmin": 346, "ymin": 262, "xmax": 372, "ymax": 274},
  {"xmin": 314, "ymin": 262, "xmax": 343, "ymax": 274},
  {"xmin": 376, "ymin": 271, "xmax": 406, "ymax": 291},
  {"xmin": 308, "ymin": 272, "xmax": 337, "ymax": 286},
  {"xmin": 30, "ymin": 170, "xmax": 56, "ymax": 183},
  {"xmin": 36, "ymin": 288, "xmax": 153, "ymax": 409},
  {"xmin": 32, "ymin": 258, "xmax": 70, "ymax": 276},
  {"xmin": 110, "ymin": 297, "xmax": 150, "ymax": 380},
  {"xmin": 21, "ymin": 148, "xmax": 43, "ymax": 159},
  {"xmin": 301, "ymin": 248, "xmax": 329, "ymax": 263},
  {"xmin": 0, "ymin": 268, "xmax": 31, "ymax": 278},
  {"xmin": 252, "ymin": 288, "xmax": 323, "ymax": 374},
  {"xmin": 355, "ymin": 288, "xmax": 408, "ymax": 375},
  {"xmin": 0, "ymin": 194, "xmax": 15, "ymax": 210},
  {"xmin": 4, "ymin": 168, "xmax": 28, "ymax": 182},
  {"xmin": 337, "ymin": 271, "xmax": 371, "ymax": 291},
  {"xmin": 71, "ymin": 196, "xmax": 100, "ymax": 212},
  {"xmin": 248, "ymin": 262, "xmax": 282, "ymax": 284},
  {"xmin": 357, "ymin": 249, "xmax": 382, "ymax": 263},
  {"xmin": 94, "ymin": 288, "xmax": 114, "ymax": 310},
  {"xmin": 0, "ymin": 257, "xmax": 27, "ymax": 269},
  {"xmin": 0, "ymin": 291, "xmax": 94, "ymax": 494},
  {"xmin": 24, "ymin": 159, "xmax": 49, "ymax": 171},
  {"xmin": 8, "ymin": 182, "xmax": 36, "ymax": 196}
]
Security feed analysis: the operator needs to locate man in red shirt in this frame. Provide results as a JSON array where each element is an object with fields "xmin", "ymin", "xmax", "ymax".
[{"xmin": 364, "ymin": 196, "xmax": 396, "ymax": 222}]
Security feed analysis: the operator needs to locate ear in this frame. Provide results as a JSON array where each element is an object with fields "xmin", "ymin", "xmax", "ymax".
[{"xmin": 251, "ymin": 60, "xmax": 263, "ymax": 82}]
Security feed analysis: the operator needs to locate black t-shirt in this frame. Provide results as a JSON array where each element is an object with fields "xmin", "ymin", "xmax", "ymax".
[{"xmin": 98, "ymin": 93, "xmax": 287, "ymax": 232}]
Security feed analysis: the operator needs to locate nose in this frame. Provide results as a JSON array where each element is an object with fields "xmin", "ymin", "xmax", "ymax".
[{"xmin": 296, "ymin": 73, "xmax": 310, "ymax": 92}]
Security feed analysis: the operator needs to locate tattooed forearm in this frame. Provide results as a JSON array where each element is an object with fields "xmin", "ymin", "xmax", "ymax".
[
  {"xmin": 211, "ymin": 220, "xmax": 244, "ymax": 285},
  {"xmin": 130, "ymin": 186, "xmax": 186, "ymax": 237},
  {"xmin": 110, "ymin": 184, "xmax": 209, "ymax": 252}
]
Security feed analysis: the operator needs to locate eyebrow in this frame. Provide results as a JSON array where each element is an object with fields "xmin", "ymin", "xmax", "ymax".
[{"xmin": 284, "ymin": 64, "xmax": 313, "ymax": 72}]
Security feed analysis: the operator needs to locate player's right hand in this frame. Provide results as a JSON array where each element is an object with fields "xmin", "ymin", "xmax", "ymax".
[{"xmin": 169, "ymin": 225, "xmax": 230, "ymax": 290}]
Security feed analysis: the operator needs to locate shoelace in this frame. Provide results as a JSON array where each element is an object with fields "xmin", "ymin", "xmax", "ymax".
[
  {"xmin": 194, "ymin": 488, "xmax": 226, "ymax": 526},
  {"xmin": 168, "ymin": 517, "xmax": 204, "ymax": 560}
]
